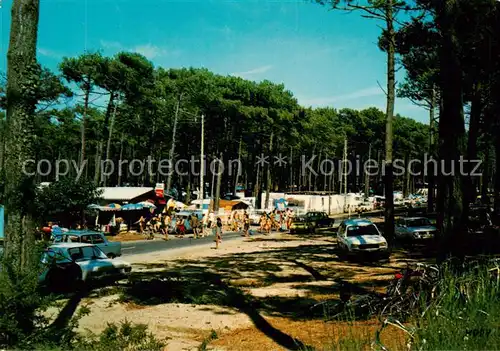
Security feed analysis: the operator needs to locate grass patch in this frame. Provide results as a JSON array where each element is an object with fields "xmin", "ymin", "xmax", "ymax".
[
  {"xmin": 410, "ymin": 262, "xmax": 500, "ymax": 350},
  {"xmin": 198, "ymin": 330, "xmax": 218, "ymax": 351}
]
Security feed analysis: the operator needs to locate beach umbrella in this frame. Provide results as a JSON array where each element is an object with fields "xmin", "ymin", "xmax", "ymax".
[
  {"xmin": 138, "ymin": 201, "xmax": 156, "ymax": 209},
  {"xmin": 122, "ymin": 203, "xmax": 143, "ymax": 211}
]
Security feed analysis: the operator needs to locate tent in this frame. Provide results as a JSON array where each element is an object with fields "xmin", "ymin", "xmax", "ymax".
[{"xmin": 87, "ymin": 204, "xmax": 121, "ymax": 212}]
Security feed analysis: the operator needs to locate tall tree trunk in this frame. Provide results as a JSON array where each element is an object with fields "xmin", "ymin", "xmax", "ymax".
[
  {"xmin": 166, "ymin": 95, "xmax": 181, "ymax": 194},
  {"xmin": 427, "ymin": 86, "xmax": 436, "ymax": 213},
  {"xmin": 384, "ymin": 1, "xmax": 396, "ymax": 247},
  {"xmin": 186, "ymin": 175, "xmax": 191, "ymax": 204},
  {"xmin": 0, "ymin": 120, "xmax": 5, "ymax": 172},
  {"xmin": 265, "ymin": 132, "xmax": 274, "ymax": 209},
  {"xmin": 463, "ymin": 83, "xmax": 481, "ymax": 209},
  {"xmin": 308, "ymin": 147, "xmax": 315, "ymax": 191},
  {"xmin": 94, "ymin": 143, "xmax": 100, "ymax": 184},
  {"xmin": 80, "ymin": 84, "xmax": 90, "ymax": 168},
  {"xmin": 3, "ymin": 0, "xmax": 40, "ymax": 270},
  {"xmin": 117, "ymin": 133, "xmax": 125, "ymax": 186},
  {"xmin": 234, "ymin": 136, "xmax": 242, "ymax": 194},
  {"xmin": 289, "ymin": 147, "xmax": 293, "ymax": 192},
  {"xmin": 481, "ymin": 143, "xmax": 490, "ymax": 202},
  {"xmin": 404, "ymin": 154, "xmax": 410, "ymax": 198},
  {"xmin": 214, "ymin": 152, "xmax": 223, "ymax": 211},
  {"xmin": 95, "ymin": 92, "xmax": 116, "ymax": 185},
  {"xmin": 436, "ymin": 0, "xmax": 467, "ymax": 256},
  {"xmin": 315, "ymin": 150, "xmax": 322, "ymax": 192},
  {"xmin": 103, "ymin": 101, "xmax": 118, "ymax": 187},
  {"xmin": 494, "ymin": 134, "xmax": 500, "ymax": 216}
]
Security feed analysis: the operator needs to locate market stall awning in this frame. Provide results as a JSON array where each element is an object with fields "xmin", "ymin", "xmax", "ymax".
[
  {"xmin": 219, "ymin": 200, "xmax": 249, "ymax": 211},
  {"xmin": 97, "ymin": 187, "xmax": 154, "ymax": 202},
  {"xmin": 87, "ymin": 204, "xmax": 121, "ymax": 212}
]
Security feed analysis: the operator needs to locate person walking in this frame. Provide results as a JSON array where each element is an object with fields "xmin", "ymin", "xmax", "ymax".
[
  {"xmin": 208, "ymin": 211, "xmax": 215, "ymax": 235},
  {"xmin": 176, "ymin": 216, "xmax": 186, "ymax": 238},
  {"xmin": 215, "ymin": 217, "xmax": 223, "ymax": 249},
  {"xmin": 201, "ymin": 212, "xmax": 208, "ymax": 237}
]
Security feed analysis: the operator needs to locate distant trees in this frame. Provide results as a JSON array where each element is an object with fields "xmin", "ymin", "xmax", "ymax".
[{"xmin": 0, "ymin": 60, "xmax": 431, "ymax": 204}]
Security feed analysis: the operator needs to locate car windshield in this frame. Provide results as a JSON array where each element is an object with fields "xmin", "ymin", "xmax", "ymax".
[
  {"xmin": 92, "ymin": 246, "xmax": 109, "ymax": 259},
  {"xmin": 346, "ymin": 224, "xmax": 379, "ymax": 237},
  {"xmin": 41, "ymin": 248, "xmax": 68, "ymax": 264},
  {"xmin": 406, "ymin": 218, "xmax": 431, "ymax": 227}
]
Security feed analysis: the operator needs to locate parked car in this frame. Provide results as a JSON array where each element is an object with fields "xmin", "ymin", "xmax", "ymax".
[
  {"xmin": 289, "ymin": 215, "xmax": 313, "ymax": 234},
  {"xmin": 395, "ymin": 217, "xmax": 437, "ymax": 241},
  {"xmin": 356, "ymin": 201, "xmax": 373, "ymax": 213},
  {"xmin": 336, "ymin": 218, "xmax": 389, "ymax": 258},
  {"xmin": 52, "ymin": 230, "xmax": 122, "ymax": 258},
  {"xmin": 468, "ymin": 205, "xmax": 496, "ymax": 234},
  {"xmin": 304, "ymin": 211, "xmax": 335, "ymax": 232},
  {"xmin": 39, "ymin": 243, "xmax": 131, "ymax": 291}
]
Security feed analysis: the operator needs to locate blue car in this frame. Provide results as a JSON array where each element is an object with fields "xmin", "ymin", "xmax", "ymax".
[{"xmin": 395, "ymin": 217, "xmax": 437, "ymax": 241}]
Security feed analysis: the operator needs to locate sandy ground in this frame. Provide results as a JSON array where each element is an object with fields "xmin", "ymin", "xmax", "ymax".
[{"xmin": 50, "ymin": 229, "xmax": 428, "ymax": 350}]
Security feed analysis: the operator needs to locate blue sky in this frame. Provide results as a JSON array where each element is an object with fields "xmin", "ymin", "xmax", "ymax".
[{"xmin": 0, "ymin": 0, "xmax": 428, "ymax": 123}]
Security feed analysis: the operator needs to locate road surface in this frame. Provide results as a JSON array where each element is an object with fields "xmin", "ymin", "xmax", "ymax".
[
  {"xmin": 121, "ymin": 230, "xmax": 253, "ymax": 256},
  {"xmin": 121, "ymin": 206, "xmax": 426, "ymax": 256}
]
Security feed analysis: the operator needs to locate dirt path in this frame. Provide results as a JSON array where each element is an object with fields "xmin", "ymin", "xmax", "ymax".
[{"xmin": 68, "ymin": 231, "xmax": 430, "ymax": 350}]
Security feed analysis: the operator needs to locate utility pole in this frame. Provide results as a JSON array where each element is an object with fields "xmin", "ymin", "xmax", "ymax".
[
  {"xmin": 365, "ymin": 143, "xmax": 371, "ymax": 198},
  {"xmin": 265, "ymin": 132, "xmax": 274, "ymax": 209},
  {"xmin": 200, "ymin": 114, "xmax": 204, "ymax": 201},
  {"xmin": 343, "ymin": 137, "xmax": 348, "ymax": 211},
  {"xmin": 166, "ymin": 95, "xmax": 181, "ymax": 194},
  {"xmin": 234, "ymin": 136, "xmax": 242, "ymax": 195}
]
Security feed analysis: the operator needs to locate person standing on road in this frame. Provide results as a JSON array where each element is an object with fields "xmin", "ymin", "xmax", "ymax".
[
  {"xmin": 191, "ymin": 214, "xmax": 200, "ymax": 239},
  {"xmin": 215, "ymin": 217, "xmax": 223, "ymax": 249},
  {"xmin": 208, "ymin": 211, "xmax": 215, "ymax": 236},
  {"xmin": 162, "ymin": 214, "xmax": 170, "ymax": 240},
  {"xmin": 259, "ymin": 214, "xmax": 266, "ymax": 233},
  {"xmin": 176, "ymin": 216, "xmax": 186, "ymax": 238},
  {"xmin": 243, "ymin": 213, "xmax": 250, "ymax": 237},
  {"xmin": 201, "ymin": 212, "xmax": 208, "ymax": 237}
]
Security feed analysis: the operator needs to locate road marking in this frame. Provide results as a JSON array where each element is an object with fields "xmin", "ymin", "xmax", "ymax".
[{"xmin": 122, "ymin": 247, "xmax": 135, "ymax": 250}]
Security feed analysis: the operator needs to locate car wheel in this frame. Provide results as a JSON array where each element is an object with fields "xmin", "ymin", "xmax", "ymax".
[
  {"xmin": 46, "ymin": 263, "xmax": 83, "ymax": 292},
  {"xmin": 107, "ymin": 253, "xmax": 116, "ymax": 259}
]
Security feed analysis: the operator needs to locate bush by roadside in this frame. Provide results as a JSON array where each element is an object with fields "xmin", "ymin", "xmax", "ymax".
[
  {"xmin": 0, "ymin": 251, "xmax": 165, "ymax": 351},
  {"xmin": 328, "ymin": 258, "xmax": 500, "ymax": 350}
]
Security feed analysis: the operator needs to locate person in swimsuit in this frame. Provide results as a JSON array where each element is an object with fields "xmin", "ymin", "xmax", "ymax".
[
  {"xmin": 215, "ymin": 217, "xmax": 223, "ymax": 249},
  {"xmin": 243, "ymin": 213, "xmax": 250, "ymax": 237}
]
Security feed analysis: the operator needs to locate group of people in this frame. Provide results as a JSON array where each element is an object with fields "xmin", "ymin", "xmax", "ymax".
[
  {"xmin": 258, "ymin": 209, "xmax": 293, "ymax": 234},
  {"xmin": 134, "ymin": 207, "xmax": 292, "ymax": 248}
]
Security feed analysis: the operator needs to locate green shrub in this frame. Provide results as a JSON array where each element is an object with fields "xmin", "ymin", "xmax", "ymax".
[
  {"xmin": 74, "ymin": 320, "xmax": 166, "ymax": 351},
  {"xmin": 0, "ymin": 248, "xmax": 164, "ymax": 350},
  {"xmin": 0, "ymin": 247, "xmax": 54, "ymax": 349},
  {"xmin": 411, "ymin": 262, "xmax": 500, "ymax": 350}
]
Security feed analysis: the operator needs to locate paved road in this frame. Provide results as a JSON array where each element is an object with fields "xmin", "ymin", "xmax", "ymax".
[
  {"xmin": 120, "ymin": 206, "xmax": 427, "ymax": 256},
  {"xmin": 121, "ymin": 230, "xmax": 254, "ymax": 256}
]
